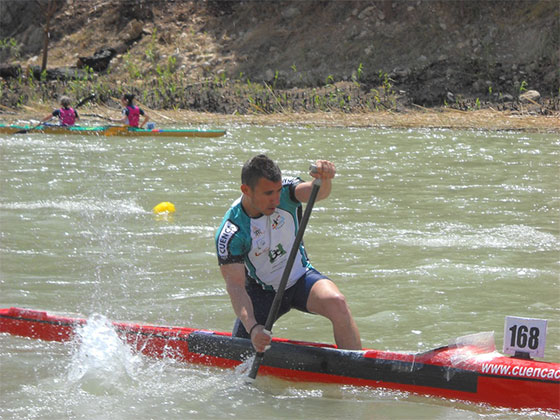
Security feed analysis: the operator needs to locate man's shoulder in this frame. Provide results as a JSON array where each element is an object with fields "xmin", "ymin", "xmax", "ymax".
[
  {"xmin": 216, "ymin": 198, "xmax": 250, "ymax": 262},
  {"xmin": 282, "ymin": 176, "xmax": 302, "ymax": 187},
  {"xmin": 218, "ymin": 198, "xmax": 249, "ymax": 232},
  {"xmin": 224, "ymin": 196, "xmax": 243, "ymax": 217},
  {"xmin": 281, "ymin": 176, "xmax": 303, "ymax": 205}
]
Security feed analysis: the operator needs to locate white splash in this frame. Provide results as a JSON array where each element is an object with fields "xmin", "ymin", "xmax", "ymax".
[
  {"xmin": 234, "ymin": 354, "xmax": 256, "ymax": 377},
  {"xmin": 67, "ymin": 314, "xmax": 141, "ymax": 395}
]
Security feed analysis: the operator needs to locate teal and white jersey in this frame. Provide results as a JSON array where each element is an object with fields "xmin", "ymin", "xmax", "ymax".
[{"xmin": 215, "ymin": 177, "xmax": 312, "ymax": 291}]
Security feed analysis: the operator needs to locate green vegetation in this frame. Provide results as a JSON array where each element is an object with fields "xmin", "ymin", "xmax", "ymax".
[
  {"xmin": 0, "ymin": 38, "xmax": 21, "ymax": 61},
  {"xmin": 0, "ymin": 54, "xmax": 404, "ymax": 114}
]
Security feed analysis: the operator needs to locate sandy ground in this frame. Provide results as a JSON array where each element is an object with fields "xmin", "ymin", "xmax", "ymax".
[{"xmin": 2, "ymin": 102, "xmax": 559, "ymax": 133}]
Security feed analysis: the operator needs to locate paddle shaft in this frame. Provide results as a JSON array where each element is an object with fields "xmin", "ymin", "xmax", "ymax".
[
  {"xmin": 15, "ymin": 94, "xmax": 96, "ymax": 134},
  {"xmin": 81, "ymin": 113, "xmax": 113, "ymax": 121},
  {"xmin": 14, "ymin": 122, "xmax": 43, "ymax": 134},
  {"xmin": 247, "ymin": 177, "xmax": 322, "ymax": 380},
  {"xmin": 75, "ymin": 94, "xmax": 96, "ymax": 108}
]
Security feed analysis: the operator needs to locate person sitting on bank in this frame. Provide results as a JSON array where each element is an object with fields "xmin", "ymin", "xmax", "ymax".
[
  {"xmin": 115, "ymin": 93, "xmax": 149, "ymax": 128},
  {"xmin": 41, "ymin": 96, "xmax": 79, "ymax": 127}
]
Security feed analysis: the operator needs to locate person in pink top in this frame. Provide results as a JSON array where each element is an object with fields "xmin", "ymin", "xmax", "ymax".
[
  {"xmin": 41, "ymin": 96, "xmax": 79, "ymax": 126},
  {"xmin": 114, "ymin": 93, "xmax": 149, "ymax": 128}
]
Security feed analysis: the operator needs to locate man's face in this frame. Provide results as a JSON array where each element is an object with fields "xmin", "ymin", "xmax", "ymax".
[{"xmin": 242, "ymin": 177, "xmax": 282, "ymax": 217}]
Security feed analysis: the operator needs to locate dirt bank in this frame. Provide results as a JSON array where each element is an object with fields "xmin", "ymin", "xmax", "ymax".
[
  {"xmin": 4, "ymin": 101, "xmax": 558, "ymax": 133},
  {"xmin": 1, "ymin": 1, "xmax": 559, "ymax": 130}
]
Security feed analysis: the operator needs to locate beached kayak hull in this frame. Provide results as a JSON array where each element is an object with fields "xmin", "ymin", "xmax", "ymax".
[
  {"xmin": 0, "ymin": 307, "xmax": 558, "ymax": 411},
  {"xmin": 0, "ymin": 124, "xmax": 226, "ymax": 138}
]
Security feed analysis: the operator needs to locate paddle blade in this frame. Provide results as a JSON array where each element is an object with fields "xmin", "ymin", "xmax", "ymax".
[
  {"xmin": 76, "ymin": 94, "xmax": 96, "ymax": 108},
  {"xmin": 15, "ymin": 123, "xmax": 42, "ymax": 134},
  {"xmin": 247, "ymin": 351, "xmax": 265, "ymax": 381}
]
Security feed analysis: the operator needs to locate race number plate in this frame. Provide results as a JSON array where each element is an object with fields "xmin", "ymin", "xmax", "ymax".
[{"xmin": 503, "ymin": 316, "xmax": 547, "ymax": 358}]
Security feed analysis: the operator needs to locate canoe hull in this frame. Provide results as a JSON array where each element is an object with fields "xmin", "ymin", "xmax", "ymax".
[
  {"xmin": 1, "ymin": 307, "xmax": 558, "ymax": 411},
  {"xmin": 0, "ymin": 124, "xmax": 226, "ymax": 138}
]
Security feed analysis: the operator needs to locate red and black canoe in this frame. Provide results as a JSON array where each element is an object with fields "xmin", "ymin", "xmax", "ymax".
[{"xmin": 1, "ymin": 307, "xmax": 558, "ymax": 411}]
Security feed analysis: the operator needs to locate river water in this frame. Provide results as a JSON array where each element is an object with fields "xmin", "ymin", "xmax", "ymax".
[{"xmin": 1, "ymin": 125, "xmax": 558, "ymax": 419}]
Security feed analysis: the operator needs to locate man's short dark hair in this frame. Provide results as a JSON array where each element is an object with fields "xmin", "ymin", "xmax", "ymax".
[{"xmin": 241, "ymin": 154, "xmax": 282, "ymax": 189}]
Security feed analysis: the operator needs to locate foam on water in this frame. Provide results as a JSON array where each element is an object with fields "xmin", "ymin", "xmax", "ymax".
[
  {"xmin": 0, "ymin": 198, "xmax": 147, "ymax": 215},
  {"xmin": 339, "ymin": 221, "xmax": 558, "ymax": 251},
  {"xmin": 67, "ymin": 314, "xmax": 141, "ymax": 395},
  {"xmin": 2, "ymin": 125, "xmax": 558, "ymax": 419},
  {"xmin": 62, "ymin": 313, "xmax": 257, "ymax": 400}
]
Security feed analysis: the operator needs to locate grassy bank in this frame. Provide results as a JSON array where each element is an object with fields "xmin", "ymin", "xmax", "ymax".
[
  {"xmin": 1, "ymin": 71, "xmax": 558, "ymax": 133},
  {"xmin": 3, "ymin": 100, "xmax": 559, "ymax": 133}
]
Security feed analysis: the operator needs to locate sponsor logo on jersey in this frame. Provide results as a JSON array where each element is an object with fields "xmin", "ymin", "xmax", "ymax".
[
  {"xmin": 254, "ymin": 238, "xmax": 269, "ymax": 257},
  {"xmin": 218, "ymin": 220, "xmax": 238, "ymax": 257},
  {"xmin": 271, "ymin": 213, "xmax": 285, "ymax": 230},
  {"xmin": 252, "ymin": 225, "xmax": 264, "ymax": 238},
  {"xmin": 268, "ymin": 243, "xmax": 286, "ymax": 263}
]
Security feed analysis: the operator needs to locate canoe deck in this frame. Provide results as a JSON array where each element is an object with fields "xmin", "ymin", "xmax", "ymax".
[
  {"xmin": 0, "ymin": 307, "xmax": 558, "ymax": 411},
  {"xmin": 0, "ymin": 124, "xmax": 226, "ymax": 138}
]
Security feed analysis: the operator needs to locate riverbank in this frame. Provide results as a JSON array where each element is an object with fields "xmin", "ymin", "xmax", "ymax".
[
  {"xmin": 165, "ymin": 108, "xmax": 560, "ymax": 133},
  {"xmin": 2, "ymin": 102, "xmax": 559, "ymax": 133},
  {"xmin": 1, "ymin": 1, "xmax": 558, "ymax": 135}
]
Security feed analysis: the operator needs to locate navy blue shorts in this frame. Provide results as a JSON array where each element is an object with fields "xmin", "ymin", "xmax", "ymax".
[{"xmin": 232, "ymin": 268, "xmax": 328, "ymax": 338}]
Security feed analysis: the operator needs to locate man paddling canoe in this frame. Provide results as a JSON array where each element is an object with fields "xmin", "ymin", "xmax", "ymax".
[{"xmin": 215, "ymin": 155, "xmax": 361, "ymax": 352}]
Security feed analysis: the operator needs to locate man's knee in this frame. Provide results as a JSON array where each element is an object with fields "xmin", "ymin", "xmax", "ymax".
[
  {"xmin": 326, "ymin": 292, "xmax": 351, "ymax": 317},
  {"xmin": 310, "ymin": 287, "xmax": 351, "ymax": 320}
]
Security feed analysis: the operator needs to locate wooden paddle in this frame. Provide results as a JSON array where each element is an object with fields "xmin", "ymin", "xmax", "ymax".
[
  {"xmin": 14, "ymin": 121, "xmax": 44, "ymax": 135},
  {"xmin": 247, "ymin": 166, "xmax": 322, "ymax": 381},
  {"xmin": 15, "ymin": 94, "xmax": 96, "ymax": 134},
  {"xmin": 80, "ymin": 113, "xmax": 113, "ymax": 121}
]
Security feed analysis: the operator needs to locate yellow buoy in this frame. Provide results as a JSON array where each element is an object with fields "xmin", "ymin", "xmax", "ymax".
[{"xmin": 153, "ymin": 201, "xmax": 176, "ymax": 214}]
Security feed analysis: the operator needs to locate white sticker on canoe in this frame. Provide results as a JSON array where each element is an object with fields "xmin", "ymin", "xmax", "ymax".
[{"xmin": 503, "ymin": 316, "xmax": 547, "ymax": 358}]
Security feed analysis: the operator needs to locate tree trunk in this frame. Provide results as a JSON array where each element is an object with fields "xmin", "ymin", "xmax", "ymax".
[
  {"xmin": 41, "ymin": 0, "xmax": 57, "ymax": 72},
  {"xmin": 383, "ymin": 1, "xmax": 393, "ymax": 21}
]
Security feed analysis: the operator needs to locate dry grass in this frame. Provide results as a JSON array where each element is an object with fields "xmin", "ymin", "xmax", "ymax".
[
  {"xmin": 3, "ymin": 101, "xmax": 559, "ymax": 133},
  {"xmin": 95, "ymin": 100, "xmax": 560, "ymax": 132}
]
